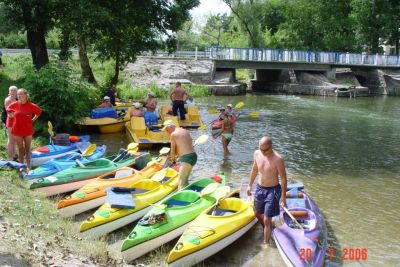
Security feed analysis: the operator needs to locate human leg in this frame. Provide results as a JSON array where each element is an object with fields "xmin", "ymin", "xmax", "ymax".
[
  {"xmin": 177, "ymin": 101, "xmax": 186, "ymax": 120},
  {"xmin": 6, "ymin": 128, "xmax": 16, "ymax": 160},
  {"xmin": 178, "ymin": 162, "xmax": 193, "ymax": 190},
  {"xmin": 222, "ymin": 136, "xmax": 229, "ymax": 157},
  {"xmin": 14, "ymin": 136, "xmax": 24, "ymax": 164},
  {"xmin": 263, "ymin": 216, "xmax": 273, "ymax": 246},
  {"xmin": 23, "ymin": 136, "xmax": 33, "ymax": 170},
  {"xmin": 172, "ymin": 101, "xmax": 178, "ymax": 116}
]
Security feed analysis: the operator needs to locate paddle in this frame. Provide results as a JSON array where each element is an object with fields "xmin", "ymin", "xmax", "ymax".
[
  {"xmin": 249, "ymin": 111, "xmax": 260, "ymax": 118},
  {"xmin": 82, "ymin": 144, "xmax": 97, "ymax": 157},
  {"xmin": 127, "ymin": 142, "xmax": 139, "ymax": 155},
  {"xmin": 282, "ymin": 205, "xmax": 304, "ymax": 230},
  {"xmin": 210, "ymin": 186, "xmax": 231, "ymax": 215},
  {"xmin": 48, "ymin": 121, "xmax": 55, "ymax": 144},
  {"xmin": 194, "ymin": 134, "xmax": 209, "ymax": 146},
  {"xmin": 146, "ymin": 147, "xmax": 171, "ymax": 167},
  {"xmin": 234, "ymin": 101, "xmax": 244, "ymax": 109}
]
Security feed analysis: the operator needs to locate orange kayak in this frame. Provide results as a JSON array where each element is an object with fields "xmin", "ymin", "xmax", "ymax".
[{"xmin": 57, "ymin": 155, "xmax": 168, "ymax": 217}]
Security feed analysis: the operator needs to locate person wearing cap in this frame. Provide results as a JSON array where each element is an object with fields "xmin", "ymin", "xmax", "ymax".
[
  {"xmin": 130, "ymin": 102, "xmax": 143, "ymax": 118},
  {"xmin": 226, "ymin": 104, "xmax": 240, "ymax": 120},
  {"xmin": 215, "ymin": 108, "xmax": 234, "ymax": 158},
  {"xmin": 170, "ymin": 82, "xmax": 189, "ymax": 121},
  {"xmin": 98, "ymin": 96, "xmax": 113, "ymax": 108},
  {"xmin": 105, "ymin": 84, "xmax": 117, "ymax": 106},
  {"xmin": 162, "ymin": 119, "xmax": 197, "ymax": 189}
]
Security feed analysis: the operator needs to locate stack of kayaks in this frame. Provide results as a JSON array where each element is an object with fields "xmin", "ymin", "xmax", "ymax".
[
  {"xmin": 30, "ymin": 135, "xmax": 90, "ymax": 167},
  {"xmin": 167, "ymin": 189, "xmax": 257, "ymax": 267},
  {"xmin": 125, "ymin": 117, "xmax": 178, "ymax": 148},
  {"xmin": 79, "ymin": 166, "xmax": 180, "ymax": 237},
  {"xmin": 160, "ymin": 105, "xmax": 204, "ymax": 128},
  {"xmin": 57, "ymin": 155, "xmax": 168, "ymax": 217},
  {"xmin": 24, "ymin": 145, "xmax": 107, "ymax": 180},
  {"xmin": 29, "ymin": 151, "xmax": 151, "ymax": 197},
  {"xmin": 120, "ymin": 175, "xmax": 226, "ymax": 262},
  {"xmin": 272, "ymin": 183, "xmax": 327, "ymax": 267}
]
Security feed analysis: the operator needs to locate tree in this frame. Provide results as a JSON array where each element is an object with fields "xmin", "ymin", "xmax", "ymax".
[
  {"xmin": 90, "ymin": 0, "xmax": 200, "ymax": 84},
  {"xmin": 200, "ymin": 13, "xmax": 230, "ymax": 46},
  {"xmin": 223, "ymin": 0, "xmax": 265, "ymax": 47},
  {"xmin": 1, "ymin": 0, "xmax": 56, "ymax": 69}
]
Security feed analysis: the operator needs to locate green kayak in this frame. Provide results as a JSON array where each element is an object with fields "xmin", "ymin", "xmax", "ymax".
[
  {"xmin": 121, "ymin": 174, "xmax": 226, "ymax": 262},
  {"xmin": 29, "ymin": 150, "xmax": 151, "ymax": 197}
]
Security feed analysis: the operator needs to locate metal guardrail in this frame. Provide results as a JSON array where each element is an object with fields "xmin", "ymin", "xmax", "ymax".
[{"xmin": 2, "ymin": 46, "xmax": 400, "ymax": 67}]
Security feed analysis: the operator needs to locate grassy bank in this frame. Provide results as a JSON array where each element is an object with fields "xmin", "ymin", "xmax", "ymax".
[{"xmin": 0, "ymin": 130, "xmax": 113, "ymax": 266}]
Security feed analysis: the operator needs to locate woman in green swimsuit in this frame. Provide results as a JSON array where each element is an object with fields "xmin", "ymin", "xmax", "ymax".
[{"xmin": 216, "ymin": 109, "xmax": 234, "ymax": 158}]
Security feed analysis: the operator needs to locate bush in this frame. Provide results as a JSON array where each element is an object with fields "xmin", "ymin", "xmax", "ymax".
[
  {"xmin": 0, "ymin": 32, "xmax": 27, "ymax": 48},
  {"xmin": 21, "ymin": 63, "xmax": 100, "ymax": 133}
]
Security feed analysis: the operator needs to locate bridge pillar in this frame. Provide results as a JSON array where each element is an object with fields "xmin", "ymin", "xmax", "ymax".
[{"xmin": 325, "ymin": 68, "xmax": 336, "ymax": 80}]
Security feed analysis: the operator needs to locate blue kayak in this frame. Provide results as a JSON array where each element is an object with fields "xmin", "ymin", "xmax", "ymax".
[
  {"xmin": 25, "ymin": 145, "xmax": 107, "ymax": 180},
  {"xmin": 30, "ymin": 135, "xmax": 90, "ymax": 167}
]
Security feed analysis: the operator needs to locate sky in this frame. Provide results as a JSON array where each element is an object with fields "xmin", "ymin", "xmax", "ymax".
[{"xmin": 190, "ymin": 0, "xmax": 231, "ymax": 25}]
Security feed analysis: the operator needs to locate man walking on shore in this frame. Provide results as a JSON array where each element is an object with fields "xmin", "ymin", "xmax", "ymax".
[{"xmin": 246, "ymin": 136, "xmax": 287, "ymax": 248}]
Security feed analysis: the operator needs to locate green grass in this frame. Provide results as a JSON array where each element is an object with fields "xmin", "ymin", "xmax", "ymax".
[{"xmin": 0, "ymin": 129, "xmax": 111, "ymax": 265}]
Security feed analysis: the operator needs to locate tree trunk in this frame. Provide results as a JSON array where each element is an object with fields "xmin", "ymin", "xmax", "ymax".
[
  {"xmin": 112, "ymin": 53, "xmax": 120, "ymax": 85},
  {"xmin": 26, "ymin": 29, "xmax": 49, "ymax": 70},
  {"xmin": 77, "ymin": 38, "xmax": 97, "ymax": 84}
]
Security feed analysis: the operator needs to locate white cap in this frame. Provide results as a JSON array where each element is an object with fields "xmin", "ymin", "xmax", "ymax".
[
  {"xmin": 227, "ymin": 104, "xmax": 233, "ymax": 108},
  {"xmin": 161, "ymin": 119, "xmax": 176, "ymax": 131},
  {"xmin": 133, "ymin": 102, "xmax": 141, "ymax": 108},
  {"xmin": 103, "ymin": 96, "xmax": 110, "ymax": 100}
]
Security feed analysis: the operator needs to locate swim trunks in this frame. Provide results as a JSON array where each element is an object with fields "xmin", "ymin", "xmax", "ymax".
[
  {"xmin": 253, "ymin": 184, "xmax": 281, "ymax": 217},
  {"xmin": 222, "ymin": 133, "xmax": 233, "ymax": 140},
  {"xmin": 179, "ymin": 152, "xmax": 197, "ymax": 166},
  {"xmin": 172, "ymin": 100, "xmax": 186, "ymax": 120}
]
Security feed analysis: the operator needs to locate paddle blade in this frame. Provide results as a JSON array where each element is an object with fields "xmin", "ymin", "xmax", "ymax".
[
  {"xmin": 235, "ymin": 102, "xmax": 245, "ymax": 109},
  {"xmin": 159, "ymin": 147, "xmax": 170, "ymax": 155},
  {"xmin": 198, "ymin": 124, "xmax": 206, "ymax": 130},
  {"xmin": 200, "ymin": 183, "xmax": 219, "ymax": 196},
  {"xmin": 214, "ymin": 186, "xmax": 231, "ymax": 200},
  {"xmin": 82, "ymin": 144, "xmax": 96, "ymax": 156},
  {"xmin": 151, "ymin": 169, "xmax": 168, "ymax": 182},
  {"xmin": 47, "ymin": 121, "xmax": 54, "ymax": 137},
  {"xmin": 208, "ymin": 108, "xmax": 218, "ymax": 114},
  {"xmin": 194, "ymin": 134, "xmax": 209, "ymax": 146},
  {"xmin": 249, "ymin": 112, "xmax": 259, "ymax": 118},
  {"xmin": 127, "ymin": 142, "xmax": 139, "ymax": 151}
]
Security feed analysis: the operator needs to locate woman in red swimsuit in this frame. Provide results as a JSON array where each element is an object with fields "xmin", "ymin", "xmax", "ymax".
[{"xmin": 6, "ymin": 89, "xmax": 41, "ymax": 170}]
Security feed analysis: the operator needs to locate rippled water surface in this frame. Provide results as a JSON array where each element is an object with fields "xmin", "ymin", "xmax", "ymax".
[{"xmin": 85, "ymin": 95, "xmax": 400, "ymax": 266}]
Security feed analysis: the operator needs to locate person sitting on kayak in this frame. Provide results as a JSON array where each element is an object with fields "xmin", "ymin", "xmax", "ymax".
[
  {"xmin": 246, "ymin": 136, "xmax": 287, "ymax": 249},
  {"xmin": 130, "ymin": 102, "xmax": 143, "ymax": 118},
  {"xmin": 162, "ymin": 120, "xmax": 197, "ymax": 189},
  {"xmin": 214, "ymin": 108, "xmax": 234, "ymax": 158},
  {"xmin": 98, "ymin": 96, "xmax": 113, "ymax": 108}
]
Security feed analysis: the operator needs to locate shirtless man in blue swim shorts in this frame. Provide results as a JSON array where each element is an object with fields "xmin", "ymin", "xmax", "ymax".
[
  {"xmin": 246, "ymin": 136, "xmax": 287, "ymax": 248},
  {"xmin": 162, "ymin": 120, "xmax": 197, "ymax": 189}
]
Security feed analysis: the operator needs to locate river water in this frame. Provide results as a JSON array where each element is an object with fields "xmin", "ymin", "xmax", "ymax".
[{"xmin": 85, "ymin": 94, "xmax": 400, "ymax": 267}]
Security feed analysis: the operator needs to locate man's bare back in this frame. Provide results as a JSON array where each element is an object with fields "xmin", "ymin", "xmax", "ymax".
[{"xmin": 171, "ymin": 127, "xmax": 194, "ymax": 157}]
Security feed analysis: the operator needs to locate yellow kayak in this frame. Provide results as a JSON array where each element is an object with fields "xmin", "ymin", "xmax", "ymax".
[
  {"xmin": 125, "ymin": 116, "xmax": 178, "ymax": 148},
  {"xmin": 167, "ymin": 189, "xmax": 257, "ymax": 266},
  {"xmin": 79, "ymin": 167, "xmax": 179, "ymax": 237},
  {"xmin": 160, "ymin": 105, "xmax": 204, "ymax": 128},
  {"xmin": 57, "ymin": 155, "xmax": 168, "ymax": 217},
  {"xmin": 77, "ymin": 108, "xmax": 132, "ymax": 134}
]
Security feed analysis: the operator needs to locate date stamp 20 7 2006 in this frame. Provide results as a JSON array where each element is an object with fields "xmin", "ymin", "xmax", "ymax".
[{"xmin": 300, "ymin": 247, "xmax": 368, "ymax": 261}]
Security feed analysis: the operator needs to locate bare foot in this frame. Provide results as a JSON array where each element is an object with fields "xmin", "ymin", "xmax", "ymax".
[{"xmin": 263, "ymin": 243, "xmax": 270, "ymax": 249}]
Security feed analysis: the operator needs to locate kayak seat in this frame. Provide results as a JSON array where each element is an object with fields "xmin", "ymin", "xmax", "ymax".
[
  {"xmin": 210, "ymin": 208, "xmax": 236, "ymax": 216},
  {"xmin": 114, "ymin": 168, "xmax": 135, "ymax": 178},
  {"xmin": 185, "ymin": 184, "xmax": 204, "ymax": 192},
  {"xmin": 286, "ymin": 198, "xmax": 306, "ymax": 209},
  {"xmin": 165, "ymin": 199, "xmax": 193, "ymax": 207},
  {"xmin": 131, "ymin": 117, "xmax": 146, "ymax": 136},
  {"xmin": 165, "ymin": 191, "xmax": 200, "ymax": 207}
]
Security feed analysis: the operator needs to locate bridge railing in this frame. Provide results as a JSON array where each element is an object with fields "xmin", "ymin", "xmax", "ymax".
[{"xmin": 207, "ymin": 46, "xmax": 400, "ymax": 66}]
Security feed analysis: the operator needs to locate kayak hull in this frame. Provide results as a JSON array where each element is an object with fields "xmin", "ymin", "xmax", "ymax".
[
  {"xmin": 57, "ymin": 156, "xmax": 167, "ymax": 217},
  {"xmin": 167, "ymin": 190, "xmax": 257, "ymax": 266},
  {"xmin": 272, "ymin": 186, "xmax": 327, "ymax": 267},
  {"xmin": 79, "ymin": 167, "xmax": 180, "ymax": 237}
]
